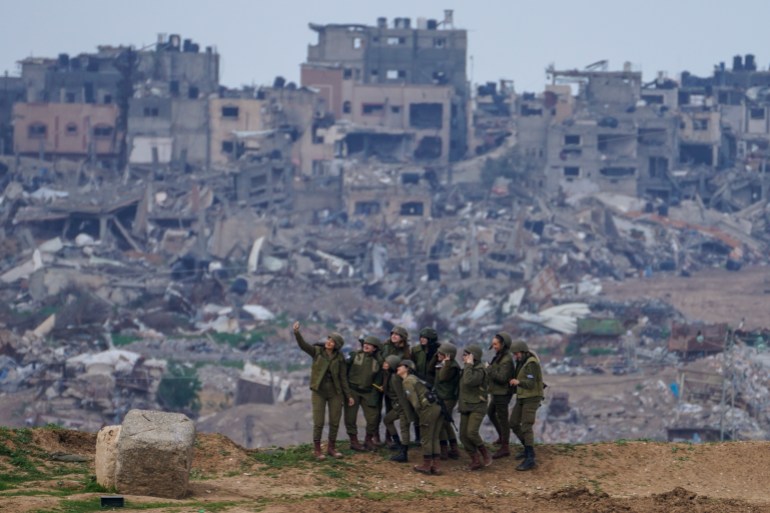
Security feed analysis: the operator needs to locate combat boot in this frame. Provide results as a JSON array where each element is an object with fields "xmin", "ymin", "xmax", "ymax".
[
  {"xmin": 478, "ymin": 445, "xmax": 493, "ymax": 467},
  {"xmin": 492, "ymin": 441, "xmax": 510, "ymax": 459},
  {"xmin": 467, "ymin": 450, "xmax": 482, "ymax": 471},
  {"xmin": 448, "ymin": 439, "xmax": 461, "ymax": 460},
  {"xmin": 413, "ymin": 455, "xmax": 433, "ymax": 474},
  {"xmin": 313, "ymin": 440, "xmax": 326, "ymax": 460},
  {"xmin": 514, "ymin": 445, "xmax": 526, "ymax": 460},
  {"xmin": 373, "ymin": 432, "xmax": 384, "ymax": 447},
  {"xmin": 327, "ymin": 440, "xmax": 342, "ymax": 458},
  {"xmin": 516, "ymin": 446, "xmax": 536, "ymax": 471},
  {"xmin": 430, "ymin": 454, "xmax": 443, "ymax": 475},
  {"xmin": 390, "ymin": 444, "xmax": 408, "ymax": 463},
  {"xmin": 389, "ymin": 434, "xmax": 402, "ymax": 451},
  {"xmin": 349, "ymin": 436, "xmax": 366, "ymax": 452},
  {"xmin": 439, "ymin": 441, "xmax": 449, "ymax": 461},
  {"xmin": 364, "ymin": 434, "xmax": 377, "ymax": 451}
]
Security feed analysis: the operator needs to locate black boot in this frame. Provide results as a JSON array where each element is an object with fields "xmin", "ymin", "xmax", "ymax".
[
  {"xmin": 413, "ymin": 424, "xmax": 421, "ymax": 446},
  {"xmin": 390, "ymin": 444, "xmax": 408, "ymax": 463},
  {"xmin": 514, "ymin": 446, "xmax": 526, "ymax": 460},
  {"xmin": 516, "ymin": 445, "xmax": 536, "ymax": 471},
  {"xmin": 389, "ymin": 434, "xmax": 401, "ymax": 451}
]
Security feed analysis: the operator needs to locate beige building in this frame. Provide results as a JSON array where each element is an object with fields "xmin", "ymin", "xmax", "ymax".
[
  {"xmin": 13, "ymin": 102, "xmax": 119, "ymax": 158},
  {"xmin": 209, "ymin": 98, "xmax": 267, "ymax": 165}
]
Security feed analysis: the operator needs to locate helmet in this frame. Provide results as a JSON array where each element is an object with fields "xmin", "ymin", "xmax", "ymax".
[
  {"xmin": 398, "ymin": 359, "xmax": 416, "ymax": 372},
  {"xmin": 363, "ymin": 335, "xmax": 383, "ymax": 350},
  {"xmin": 437, "ymin": 342, "xmax": 457, "ymax": 358},
  {"xmin": 419, "ymin": 327, "xmax": 438, "ymax": 342},
  {"xmin": 385, "ymin": 355, "xmax": 401, "ymax": 369},
  {"xmin": 328, "ymin": 332, "xmax": 345, "ymax": 350},
  {"xmin": 510, "ymin": 339, "xmax": 529, "ymax": 353},
  {"xmin": 492, "ymin": 331, "xmax": 512, "ymax": 350},
  {"xmin": 464, "ymin": 344, "xmax": 483, "ymax": 362},
  {"xmin": 390, "ymin": 325, "xmax": 409, "ymax": 342}
]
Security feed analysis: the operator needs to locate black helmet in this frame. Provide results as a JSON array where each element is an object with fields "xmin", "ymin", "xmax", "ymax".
[{"xmin": 419, "ymin": 327, "xmax": 438, "ymax": 342}]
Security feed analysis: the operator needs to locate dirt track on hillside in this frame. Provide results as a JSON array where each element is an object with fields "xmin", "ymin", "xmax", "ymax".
[{"xmin": 2, "ymin": 429, "xmax": 770, "ymax": 513}]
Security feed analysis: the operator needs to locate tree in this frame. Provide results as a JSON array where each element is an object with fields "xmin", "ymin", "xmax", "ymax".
[{"xmin": 156, "ymin": 361, "xmax": 201, "ymax": 414}]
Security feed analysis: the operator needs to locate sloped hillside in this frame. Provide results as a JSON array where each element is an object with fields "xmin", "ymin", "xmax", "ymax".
[{"xmin": 1, "ymin": 427, "xmax": 769, "ymax": 513}]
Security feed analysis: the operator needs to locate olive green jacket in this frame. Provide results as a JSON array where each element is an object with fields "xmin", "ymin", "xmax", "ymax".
[
  {"xmin": 434, "ymin": 358, "xmax": 460, "ymax": 401},
  {"xmin": 382, "ymin": 341, "xmax": 410, "ymax": 361},
  {"xmin": 514, "ymin": 354, "xmax": 544, "ymax": 399},
  {"xmin": 411, "ymin": 343, "xmax": 439, "ymax": 382},
  {"xmin": 295, "ymin": 331, "xmax": 351, "ymax": 400},
  {"xmin": 402, "ymin": 374, "xmax": 439, "ymax": 414},
  {"xmin": 392, "ymin": 373, "xmax": 416, "ymax": 422},
  {"xmin": 488, "ymin": 350, "xmax": 515, "ymax": 396},
  {"xmin": 347, "ymin": 350, "xmax": 383, "ymax": 391},
  {"xmin": 458, "ymin": 361, "xmax": 488, "ymax": 414}
]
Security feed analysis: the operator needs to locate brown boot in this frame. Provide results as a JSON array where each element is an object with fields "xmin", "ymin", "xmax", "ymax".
[
  {"xmin": 492, "ymin": 443, "xmax": 510, "ymax": 459},
  {"xmin": 431, "ymin": 454, "xmax": 443, "ymax": 475},
  {"xmin": 439, "ymin": 442, "xmax": 449, "ymax": 461},
  {"xmin": 327, "ymin": 440, "xmax": 342, "ymax": 458},
  {"xmin": 349, "ymin": 436, "xmax": 366, "ymax": 452},
  {"xmin": 467, "ymin": 450, "xmax": 482, "ymax": 471},
  {"xmin": 478, "ymin": 445, "xmax": 492, "ymax": 467},
  {"xmin": 448, "ymin": 440, "xmax": 461, "ymax": 460},
  {"xmin": 373, "ymin": 432, "xmax": 384, "ymax": 447},
  {"xmin": 413, "ymin": 455, "xmax": 433, "ymax": 474},
  {"xmin": 313, "ymin": 440, "xmax": 326, "ymax": 460},
  {"xmin": 364, "ymin": 434, "xmax": 377, "ymax": 451}
]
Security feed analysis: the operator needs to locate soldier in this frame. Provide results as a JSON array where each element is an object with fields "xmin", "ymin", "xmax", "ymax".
[
  {"xmin": 508, "ymin": 339, "xmax": 545, "ymax": 471},
  {"xmin": 458, "ymin": 344, "xmax": 491, "ymax": 470},
  {"xmin": 345, "ymin": 335, "xmax": 384, "ymax": 452},
  {"xmin": 434, "ymin": 342, "xmax": 461, "ymax": 460},
  {"xmin": 486, "ymin": 332, "xmax": 515, "ymax": 459},
  {"xmin": 293, "ymin": 321, "xmax": 354, "ymax": 460},
  {"xmin": 412, "ymin": 327, "xmax": 440, "ymax": 382},
  {"xmin": 381, "ymin": 355, "xmax": 404, "ymax": 450},
  {"xmin": 398, "ymin": 359, "xmax": 443, "ymax": 475},
  {"xmin": 381, "ymin": 325, "xmax": 416, "ymax": 446}
]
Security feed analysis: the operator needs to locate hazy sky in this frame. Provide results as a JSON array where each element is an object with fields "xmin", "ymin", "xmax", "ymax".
[{"xmin": 2, "ymin": 0, "xmax": 769, "ymax": 93}]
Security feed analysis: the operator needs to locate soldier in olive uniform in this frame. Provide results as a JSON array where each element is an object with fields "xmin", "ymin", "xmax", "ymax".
[
  {"xmin": 381, "ymin": 355, "xmax": 404, "ymax": 449},
  {"xmin": 434, "ymin": 342, "xmax": 461, "ymax": 460},
  {"xmin": 398, "ymin": 359, "xmax": 443, "ymax": 475},
  {"xmin": 458, "ymin": 344, "xmax": 492, "ymax": 470},
  {"xmin": 381, "ymin": 325, "xmax": 415, "ymax": 447},
  {"xmin": 508, "ymin": 339, "xmax": 544, "ymax": 471},
  {"xmin": 293, "ymin": 321, "xmax": 354, "ymax": 460},
  {"xmin": 412, "ymin": 327, "xmax": 440, "ymax": 382},
  {"xmin": 345, "ymin": 335, "xmax": 384, "ymax": 451},
  {"xmin": 486, "ymin": 332, "xmax": 515, "ymax": 459}
]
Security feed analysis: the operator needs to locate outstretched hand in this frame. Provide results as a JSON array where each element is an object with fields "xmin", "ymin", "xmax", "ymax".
[{"xmin": 293, "ymin": 321, "xmax": 300, "ymax": 332}]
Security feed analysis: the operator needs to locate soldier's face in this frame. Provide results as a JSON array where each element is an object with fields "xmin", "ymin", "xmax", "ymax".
[
  {"xmin": 396, "ymin": 365, "xmax": 408, "ymax": 378},
  {"xmin": 492, "ymin": 339, "xmax": 503, "ymax": 352},
  {"xmin": 383, "ymin": 361, "xmax": 390, "ymax": 371},
  {"xmin": 513, "ymin": 351, "xmax": 523, "ymax": 361},
  {"xmin": 391, "ymin": 333, "xmax": 403, "ymax": 345},
  {"xmin": 325, "ymin": 338, "xmax": 336, "ymax": 351},
  {"xmin": 420, "ymin": 336, "xmax": 428, "ymax": 346},
  {"xmin": 363, "ymin": 343, "xmax": 375, "ymax": 353}
]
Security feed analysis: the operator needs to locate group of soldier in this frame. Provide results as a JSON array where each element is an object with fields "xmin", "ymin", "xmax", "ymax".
[{"xmin": 292, "ymin": 321, "xmax": 544, "ymax": 475}]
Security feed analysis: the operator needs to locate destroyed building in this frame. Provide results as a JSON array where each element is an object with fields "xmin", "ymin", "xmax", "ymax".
[{"xmin": 300, "ymin": 10, "xmax": 468, "ymax": 171}]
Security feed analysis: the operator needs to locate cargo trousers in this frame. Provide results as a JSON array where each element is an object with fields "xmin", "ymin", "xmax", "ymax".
[
  {"xmin": 509, "ymin": 396, "xmax": 542, "ymax": 446},
  {"xmin": 312, "ymin": 377, "xmax": 344, "ymax": 442}
]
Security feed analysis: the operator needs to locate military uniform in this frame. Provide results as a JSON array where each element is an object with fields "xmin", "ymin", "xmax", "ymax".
[
  {"xmin": 486, "ymin": 331, "xmax": 515, "ymax": 458},
  {"xmin": 434, "ymin": 342, "xmax": 461, "ymax": 459},
  {"xmin": 345, "ymin": 336, "xmax": 384, "ymax": 451},
  {"xmin": 294, "ymin": 327, "xmax": 351, "ymax": 459},
  {"xmin": 509, "ymin": 340, "xmax": 544, "ymax": 471},
  {"xmin": 458, "ymin": 344, "xmax": 491, "ymax": 470},
  {"xmin": 381, "ymin": 326, "xmax": 414, "ymax": 448},
  {"xmin": 412, "ymin": 327, "xmax": 440, "ymax": 382},
  {"xmin": 401, "ymin": 362, "xmax": 443, "ymax": 475}
]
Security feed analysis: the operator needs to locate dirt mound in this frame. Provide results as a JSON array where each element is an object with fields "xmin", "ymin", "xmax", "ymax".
[{"xmin": 1, "ymin": 428, "xmax": 769, "ymax": 513}]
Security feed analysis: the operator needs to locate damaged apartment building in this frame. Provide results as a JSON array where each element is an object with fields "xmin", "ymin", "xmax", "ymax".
[
  {"xmin": 517, "ymin": 56, "xmax": 770, "ymax": 212},
  {"xmin": 12, "ymin": 34, "xmax": 219, "ymax": 170},
  {"xmin": 300, "ymin": 10, "xmax": 468, "ymax": 175}
]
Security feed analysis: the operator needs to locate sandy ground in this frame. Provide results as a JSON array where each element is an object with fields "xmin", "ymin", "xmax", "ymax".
[{"xmin": 1, "ymin": 429, "xmax": 770, "ymax": 513}]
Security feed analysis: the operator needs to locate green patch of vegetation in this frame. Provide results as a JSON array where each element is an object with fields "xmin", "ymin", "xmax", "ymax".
[
  {"xmin": 156, "ymin": 361, "xmax": 201, "ymax": 413},
  {"xmin": 587, "ymin": 478, "xmax": 604, "ymax": 495},
  {"xmin": 0, "ymin": 489, "xmax": 70, "ymax": 497},
  {"xmin": 587, "ymin": 347, "xmax": 616, "ymax": 357},
  {"xmin": 304, "ymin": 488, "xmax": 353, "ymax": 499},
  {"xmin": 33, "ymin": 499, "xmax": 179, "ymax": 512},
  {"xmin": 614, "ymin": 439, "xmax": 628, "ymax": 446},
  {"xmin": 210, "ymin": 330, "xmax": 269, "ymax": 349},
  {"xmin": 552, "ymin": 443, "xmax": 579, "ymax": 455},
  {"xmin": 110, "ymin": 333, "xmax": 141, "ymax": 347},
  {"xmin": 251, "ymin": 445, "xmax": 314, "ymax": 469},
  {"xmin": 635, "ymin": 383, "xmax": 645, "ymax": 392},
  {"xmin": 255, "ymin": 360, "xmax": 308, "ymax": 373}
]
